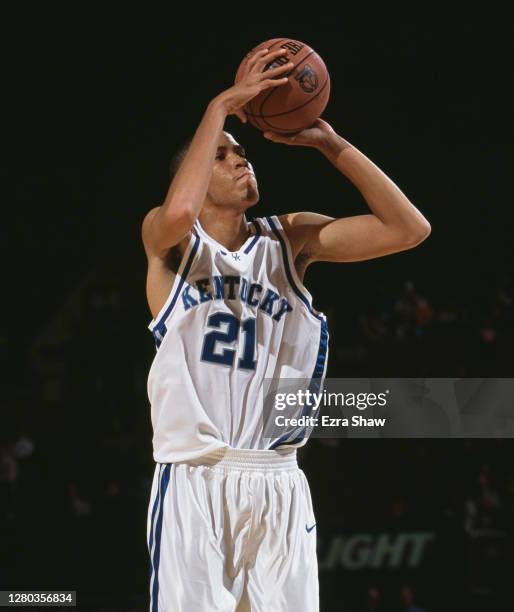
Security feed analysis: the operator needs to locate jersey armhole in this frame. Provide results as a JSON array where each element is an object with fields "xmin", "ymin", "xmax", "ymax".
[
  {"xmin": 264, "ymin": 215, "xmax": 323, "ymax": 316},
  {"xmin": 148, "ymin": 229, "xmax": 201, "ymax": 333}
]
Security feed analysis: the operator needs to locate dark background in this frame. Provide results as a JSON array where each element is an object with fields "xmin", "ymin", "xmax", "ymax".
[{"xmin": 2, "ymin": 6, "xmax": 513, "ymax": 611}]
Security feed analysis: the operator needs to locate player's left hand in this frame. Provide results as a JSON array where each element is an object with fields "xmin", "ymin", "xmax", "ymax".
[{"xmin": 263, "ymin": 118, "xmax": 335, "ymax": 149}]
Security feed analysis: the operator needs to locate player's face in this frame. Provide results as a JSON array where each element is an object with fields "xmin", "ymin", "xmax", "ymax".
[{"xmin": 207, "ymin": 132, "xmax": 259, "ymax": 208}]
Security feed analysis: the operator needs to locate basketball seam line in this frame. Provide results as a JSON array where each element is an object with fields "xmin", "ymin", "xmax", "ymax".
[
  {"xmin": 246, "ymin": 74, "xmax": 330, "ymax": 121},
  {"xmin": 247, "ymin": 39, "xmax": 287, "ymax": 130},
  {"xmin": 257, "ymin": 49, "xmax": 316, "ymax": 118}
]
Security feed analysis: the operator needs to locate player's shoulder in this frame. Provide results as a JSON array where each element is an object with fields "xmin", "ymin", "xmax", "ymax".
[
  {"xmin": 251, "ymin": 212, "xmax": 328, "ymax": 244},
  {"xmin": 272, "ymin": 212, "xmax": 335, "ymax": 260},
  {"xmin": 249, "ymin": 215, "xmax": 289, "ymax": 244},
  {"xmin": 141, "ymin": 206, "xmax": 163, "ymax": 257},
  {"xmin": 275, "ymin": 211, "xmax": 334, "ymax": 241},
  {"xmin": 252, "ymin": 212, "xmax": 315, "ymax": 233},
  {"xmin": 142, "ymin": 206, "xmax": 160, "ymax": 237},
  {"xmin": 248, "ymin": 214, "xmax": 308, "ymax": 261},
  {"xmin": 278, "ymin": 211, "xmax": 334, "ymax": 228},
  {"xmin": 142, "ymin": 206, "xmax": 191, "ymax": 262}
]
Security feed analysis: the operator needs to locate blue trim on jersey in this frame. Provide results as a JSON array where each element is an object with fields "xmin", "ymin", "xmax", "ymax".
[
  {"xmin": 148, "ymin": 466, "xmax": 162, "ymax": 595},
  {"xmin": 243, "ymin": 220, "xmax": 262, "ymax": 254},
  {"xmin": 268, "ymin": 316, "xmax": 328, "ymax": 449},
  {"xmin": 266, "ymin": 216, "xmax": 320, "ymax": 317},
  {"xmin": 148, "ymin": 465, "xmax": 162, "ymax": 561},
  {"xmin": 312, "ymin": 316, "xmax": 329, "ymax": 381},
  {"xmin": 152, "ymin": 234, "xmax": 201, "ymax": 348},
  {"xmin": 150, "ymin": 463, "xmax": 171, "ymax": 612},
  {"xmin": 265, "ymin": 216, "xmax": 330, "ymax": 450}
]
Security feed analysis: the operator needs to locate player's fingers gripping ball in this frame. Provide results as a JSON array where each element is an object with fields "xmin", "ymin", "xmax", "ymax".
[{"xmin": 235, "ymin": 38, "xmax": 331, "ymax": 134}]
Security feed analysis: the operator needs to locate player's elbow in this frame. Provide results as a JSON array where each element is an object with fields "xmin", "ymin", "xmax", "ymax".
[
  {"xmin": 163, "ymin": 199, "xmax": 197, "ymax": 228},
  {"xmin": 402, "ymin": 219, "xmax": 431, "ymax": 249}
]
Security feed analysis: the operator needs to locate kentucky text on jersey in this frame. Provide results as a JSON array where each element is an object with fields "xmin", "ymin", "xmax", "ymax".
[{"xmin": 182, "ymin": 274, "xmax": 294, "ymax": 322}]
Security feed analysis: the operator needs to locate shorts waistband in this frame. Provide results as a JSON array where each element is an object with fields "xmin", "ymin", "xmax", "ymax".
[{"xmin": 185, "ymin": 448, "xmax": 298, "ymax": 472}]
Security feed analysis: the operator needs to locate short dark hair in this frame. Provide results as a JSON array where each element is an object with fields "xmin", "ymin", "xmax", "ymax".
[{"xmin": 169, "ymin": 136, "xmax": 193, "ymax": 181}]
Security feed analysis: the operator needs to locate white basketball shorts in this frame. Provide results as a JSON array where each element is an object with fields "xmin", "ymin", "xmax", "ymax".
[{"xmin": 147, "ymin": 448, "xmax": 319, "ymax": 611}]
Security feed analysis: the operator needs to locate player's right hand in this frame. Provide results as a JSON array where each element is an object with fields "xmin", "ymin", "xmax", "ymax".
[{"xmin": 215, "ymin": 49, "xmax": 293, "ymax": 123}]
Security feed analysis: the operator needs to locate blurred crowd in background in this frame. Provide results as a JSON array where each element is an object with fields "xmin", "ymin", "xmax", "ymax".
[
  {"xmin": 0, "ymin": 270, "xmax": 513, "ymax": 611},
  {"xmin": 328, "ymin": 273, "xmax": 513, "ymax": 378}
]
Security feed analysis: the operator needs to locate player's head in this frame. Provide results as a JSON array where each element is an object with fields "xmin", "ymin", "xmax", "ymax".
[
  {"xmin": 169, "ymin": 132, "xmax": 259, "ymax": 211},
  {"xmin": 208, "ymin": 131, "xmax": 259, "ymax": 210}
]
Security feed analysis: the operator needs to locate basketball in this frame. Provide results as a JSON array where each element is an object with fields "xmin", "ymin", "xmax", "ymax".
[{"xmin": 235, "ymin": 38, "xmax": 331, "ymax": 134}]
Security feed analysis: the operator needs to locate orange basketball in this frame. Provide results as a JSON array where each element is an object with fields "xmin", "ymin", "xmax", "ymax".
[{"xmin": 235, "ymin": 38, "xmax": 330, "ymax": 134}]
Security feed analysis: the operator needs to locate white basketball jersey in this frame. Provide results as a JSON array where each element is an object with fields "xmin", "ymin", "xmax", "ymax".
[{"xmin": 147, "ymin": 215, "xmax": 329, "ymax": 462}]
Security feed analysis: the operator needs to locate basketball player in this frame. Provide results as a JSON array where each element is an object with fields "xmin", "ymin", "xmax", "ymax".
[{"xmin": 142, "ymin": 48, "xmax": 430, "ymax": 611}]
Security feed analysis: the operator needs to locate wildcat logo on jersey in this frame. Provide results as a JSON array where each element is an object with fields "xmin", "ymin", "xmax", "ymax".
[
  {"xmin": 181, "ymin": 274, "xmax": 294, "ymax": 322},
  {"xmin": 295, "ymin": 65, "xmax": 318, "ymax": 93}
]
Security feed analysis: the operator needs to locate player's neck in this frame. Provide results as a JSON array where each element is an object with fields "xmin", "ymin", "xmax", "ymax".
[{"xmin": 198, "ymin": 209, "xmax": 251, "ymax": 252}]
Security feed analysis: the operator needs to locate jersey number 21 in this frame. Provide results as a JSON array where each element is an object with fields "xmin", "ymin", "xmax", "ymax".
[{"xmin": 201, "ymin": 312, "xmax": 256, "ymax": 371}]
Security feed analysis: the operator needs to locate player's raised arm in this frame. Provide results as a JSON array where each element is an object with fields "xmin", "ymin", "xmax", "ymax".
[
  {"xmin": 264, "ymin": 119, "xmax": 431, "ymax": 264},
  {"xmin": 142, "ymin": 48, "xmax": 294, "ymax": 258}
]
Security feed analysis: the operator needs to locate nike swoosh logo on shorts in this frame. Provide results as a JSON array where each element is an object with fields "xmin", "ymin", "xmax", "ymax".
[{"xmin": 305, "ymin": 523, "xmax": 316, "ymax": 533}]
